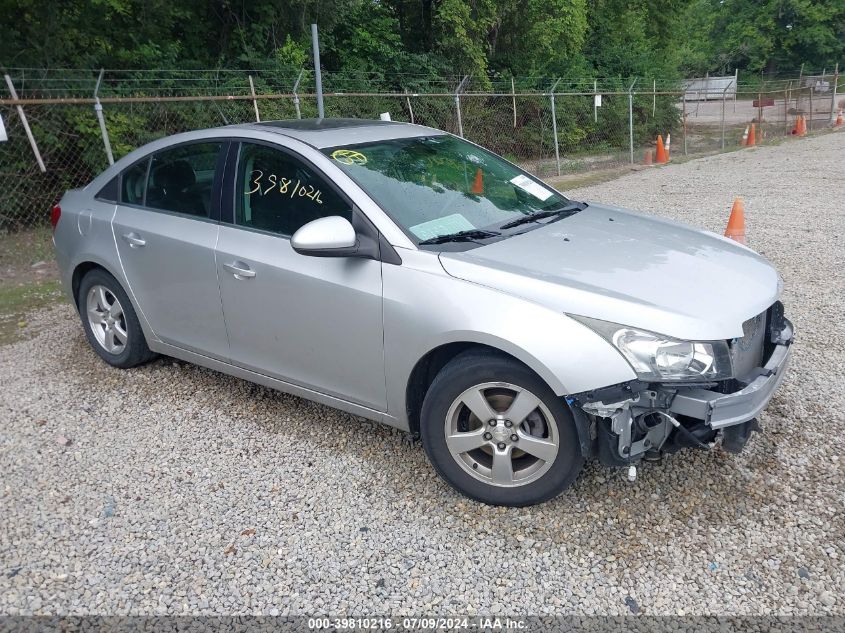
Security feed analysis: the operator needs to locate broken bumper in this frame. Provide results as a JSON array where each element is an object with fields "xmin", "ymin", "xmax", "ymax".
[{"xmin": 668, "ymin": 318, "xmax": 794, "ymax": 429}]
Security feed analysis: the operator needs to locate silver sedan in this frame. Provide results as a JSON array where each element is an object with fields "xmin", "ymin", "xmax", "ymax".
[{"xmin": 52, "ymin": 118, "xmax": 793, "ymax": 506}]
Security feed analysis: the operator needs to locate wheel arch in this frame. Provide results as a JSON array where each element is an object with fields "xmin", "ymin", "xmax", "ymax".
[
  {"xmin": 69, "ymin": 260, "xmax": 153, "ymax": 344},
  {"xmin": 406, "ymin": 340, "xmax": 593, "ymax": 458},
  {"xmin": 406, "ymin": 340, "xmax": 560, "ymax": 435},
  {"xmin": 71, "ymin": 261, "xmax": 111, "ymax": 309}
]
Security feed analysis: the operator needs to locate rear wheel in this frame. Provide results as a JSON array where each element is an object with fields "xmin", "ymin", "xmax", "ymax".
[
  {"xmin": 78, "ymin": 268, "xmax": 155, "ymax": 368},
  {"xmin": 420, "ymin": 350, "xmax": 584, "ymax": 506}
]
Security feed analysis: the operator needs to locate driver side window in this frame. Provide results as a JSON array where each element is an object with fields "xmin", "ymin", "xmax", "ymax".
[{"xmin": 235, "ymin": 143, "xmax": 351, "ymax": 237}]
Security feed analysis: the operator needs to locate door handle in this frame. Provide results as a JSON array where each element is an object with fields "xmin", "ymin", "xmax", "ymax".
[
  {"xmin": 223, "ymin": 261, "xmax": 256, "ymax": 280},
  {"xmin": 122, "ymin": 232, "xmax": 146, "ymax": 248}
]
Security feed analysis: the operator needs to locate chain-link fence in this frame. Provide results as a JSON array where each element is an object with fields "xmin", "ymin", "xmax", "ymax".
[{"xmin": 0, "ymin": 67, "xmax": 841, "ymax": 231}]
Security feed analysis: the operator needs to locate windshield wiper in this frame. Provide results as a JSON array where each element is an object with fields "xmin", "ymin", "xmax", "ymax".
[
  {"xmin": 418, "ymin": 229, "xmax": 501, "ymax": 245},
  {"xmin": 499, "ymin": 202, "xmax": 587, "ymax": 230}
]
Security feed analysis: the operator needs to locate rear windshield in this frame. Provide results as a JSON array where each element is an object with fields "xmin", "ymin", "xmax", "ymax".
[{"xmin": 322, "ymin": 135, "xmax": 570, "ymax": 243}]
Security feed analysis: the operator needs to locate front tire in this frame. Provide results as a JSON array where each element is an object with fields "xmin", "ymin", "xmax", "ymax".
[
  {"xmin": 420, "ymin": 350, "xmax": 584, "ymax": 506},
  {"xmin": 78, "ymin": 268, "xmax": 155, "ymax": 369}
]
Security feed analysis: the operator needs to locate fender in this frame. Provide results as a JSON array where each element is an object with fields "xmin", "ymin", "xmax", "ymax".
[{"xmin": 383, "ymin": 250, "xmax": 636, "ymax": 430}]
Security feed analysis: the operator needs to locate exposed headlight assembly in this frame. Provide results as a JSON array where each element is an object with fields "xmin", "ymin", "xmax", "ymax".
[{"xmin": 572, "ymin": 316, "xmax": 733, "ymax": 382}]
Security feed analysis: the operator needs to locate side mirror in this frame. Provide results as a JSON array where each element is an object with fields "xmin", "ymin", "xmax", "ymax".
[{"xmin": 291, "ymin": 216, "xmax": 359, "ymax": 257}]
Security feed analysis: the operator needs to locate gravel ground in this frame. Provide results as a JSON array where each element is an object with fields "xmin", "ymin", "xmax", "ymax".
[{"xmin": 1, "ymin": 131, "xmax": 843, "ymax": 617}]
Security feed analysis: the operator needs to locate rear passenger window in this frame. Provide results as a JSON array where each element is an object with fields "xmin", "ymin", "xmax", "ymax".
[
  {"xmin": 96, "ymin": 176, "xmax": 119, "ymax": 202},
  {"xmin": 235, "ymin": 143, "xmax": 351, "ymax": 237},
  {"xmin": 146, "ymin": 142, "xmax": 223, "ymax": 217},
  {"xmin": 121, "ymin": 159, "xmax": 149, "ymax": 205}
]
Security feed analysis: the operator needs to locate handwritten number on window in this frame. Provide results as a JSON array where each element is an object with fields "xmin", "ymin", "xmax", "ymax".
[
  {"xmin": 247, "ymin": 170, "xmax": 263, "ymax": 195},
  {"xmin": 246, "ymin": 170, "xmax": 323, "ymax": 204}
]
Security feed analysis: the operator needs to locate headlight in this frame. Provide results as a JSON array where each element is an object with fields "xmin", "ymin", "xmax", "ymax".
[{"xmin": 572, "ymin": 316, "xmax": 733, "ymax": 381}]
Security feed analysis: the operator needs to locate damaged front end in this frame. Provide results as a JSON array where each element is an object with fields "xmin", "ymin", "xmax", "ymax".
[{"xmin": 570, "ymin": 302, "xmax": 793, "ymax": 467}]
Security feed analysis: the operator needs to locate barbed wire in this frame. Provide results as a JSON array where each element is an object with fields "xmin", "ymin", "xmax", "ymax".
[
  {"xmin": 0, "ymin": 67, "xmax": 841, "ymax": 232},
  {"xmin": 3, "ymin": 66, "xmax": 840, "ymax": 101}
]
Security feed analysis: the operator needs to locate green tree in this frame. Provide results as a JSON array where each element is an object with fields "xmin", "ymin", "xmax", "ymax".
[
  {"xmin": 708, "ymin": 0, "xmax": 845, "ymax": 73},
  {"xmin": 489, "ymin": 0, "xmax": 588, "ymax": 76},
  {"xmin": 584, "ymin": 0, "xmax": 686, "ymax": 79},
  {"xmin": 431, "ymin": 0, "xmax": 499, "ymax": 78}
]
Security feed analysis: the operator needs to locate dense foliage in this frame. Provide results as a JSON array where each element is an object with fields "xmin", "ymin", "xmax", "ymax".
[
  {"xmin": 2, "ymin": 0, "xmax": 842, "ymax": 78},
  {"xmin": 0, "ymin": 1, "xmax": 842, "ymax": 230}
]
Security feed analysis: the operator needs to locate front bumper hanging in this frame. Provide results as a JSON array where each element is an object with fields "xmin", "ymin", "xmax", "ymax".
[
  {"xmin": 669, "ymin": 318, "xmax": 793, "ymax": 429},
  {"xmin": 573, "ymin": 304, "xmax": 794, "ymax": 463}
]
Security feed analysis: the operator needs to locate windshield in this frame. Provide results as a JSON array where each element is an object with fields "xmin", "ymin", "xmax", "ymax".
[{"xmin": 321, "ymin": 135, "xmax": 573, "ymax": 246}]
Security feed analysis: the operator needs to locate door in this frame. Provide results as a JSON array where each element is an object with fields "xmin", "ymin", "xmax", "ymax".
[
  {"xmin": 112, "ymin": 140, "xmax": 230, "ymax": 359},
  {"xmin": 216, "ymin": 141, "xmax": 386, "ymax": 410}
]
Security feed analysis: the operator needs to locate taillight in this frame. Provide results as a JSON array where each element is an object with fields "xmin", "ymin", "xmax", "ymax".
[{"xmin": 50, "ymin": 204, "xmax": 61, "ymax": 232}]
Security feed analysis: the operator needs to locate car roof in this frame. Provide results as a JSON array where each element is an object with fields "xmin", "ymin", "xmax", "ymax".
[{"xmin": 228, "ymin": 118, "xmax": 443, "ymax": 148}]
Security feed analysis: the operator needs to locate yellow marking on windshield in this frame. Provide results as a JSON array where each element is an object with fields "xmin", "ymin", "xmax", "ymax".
[{"xmin": 331, "ymin": 149, "xmax": 368, "ymax": 166}]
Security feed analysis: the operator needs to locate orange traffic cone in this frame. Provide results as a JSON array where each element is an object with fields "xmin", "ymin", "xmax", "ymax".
[
  {"xmin": 799, "ymin": 115, "xmax": 807, "ymax": 136},
  {"xmin": 740, "ymin": 125, "xmax": 749, "ymax": 146},
  {"xmin": 655, "ymin": 135, "xmax": 668, "ymax": 164},
  {"xmin": 724, "ymin": 197, "xmax": 746, "ymax": 245},
  {"xmin": 747, "ymin": 123, "xmax": 756, "ymax": 146},
  {"xmin": 791, "ymin": 116, "xmax": 800, "ymax": 135},
  {"xmin": 470, "ymin": 168, "xmax": 483, "ymax": 194},
  {"xmin": 835, "ymin": 110, "xmax": 843, "ymax": 127},
  {"xmin": 643, "ymin": 149, "xmax": 653, "ymax": 165}
]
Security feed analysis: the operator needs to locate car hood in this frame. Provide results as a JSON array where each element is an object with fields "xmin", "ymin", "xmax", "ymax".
[{"xmin": 438, "ymin": 203, "xmax": 781, "ymax": 340}]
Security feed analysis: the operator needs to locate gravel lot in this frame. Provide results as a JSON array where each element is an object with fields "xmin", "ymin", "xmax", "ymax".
[{"xmin": 1, "ymin": 131, "xmax": 843, "ymax": 617}]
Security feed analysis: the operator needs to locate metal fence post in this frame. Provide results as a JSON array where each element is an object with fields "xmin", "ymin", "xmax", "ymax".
[
  {"xmin": 734, "ymin": 68, "xmax": 739, "ymax": 112},
  {"xmin": 405, "ymin": 90, "xmax": 415, "ymax": 124},
  {"xmin": 93, "ymin": 69, "xmax": 114, "ymax": 166},
  {"xmin": 549, "ymin": 79, "xmax": 562, "ymax": 176},
  {"xmin": 593, "ymin": 79, "xmax": 598, "ymax": 123},
  {"xmin": 292, "ymin": 70, "xmax": 303, "ymax": 119},
  {"xmin": 682, "ymin": 95, "xmax": 687, "ymax": 155},
  {"xmin": 454, "ymin": 75, "xmax": 469, "ymax": 138},
  {"xmin": 311, "ymin": 24, "xmax": 325, "ymax": 119},
  {"xmin": 720, "ymin": 83, "xmax": 730, "ymax": 150},
  {"xmin": 809, "ymin": 86, "xmax": 814, "ymax": 131},
  {"xmin": 784, "ymin": 86, "xmax": 790, "ymax": 136},
  {"xmin": 3, "ymin": 74, "xmax": 46, "ymax": 172},
  {"xmin": 248, "ymin": 75, "xmax": 260, "ymax": 122},
  {"xmin": 628, "ymin": 79, "xmax": 637, "ymax": 165},
  {"xmin": 652, "ymin": 79, "xmax": 656, "ymax": 118},
  {"xmin": 511, "ymin": 77, "xmax": 517, "ymax": 128},
  {"xmin": 831, "ymin": 63, "xmax": 839, "ymax": 122}
]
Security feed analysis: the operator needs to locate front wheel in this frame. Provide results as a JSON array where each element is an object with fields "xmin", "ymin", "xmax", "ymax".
[{"xmin": 420, "ymin": 350, "xmax": 584, "ymax": 506}]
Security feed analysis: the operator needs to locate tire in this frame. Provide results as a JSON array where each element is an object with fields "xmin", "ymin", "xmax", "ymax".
[
  {"xmin": 420, "ymin": 349, "xmax": 584, "ymax": 507},
  {"xmin": 77, "ymin": 268, "xmax": 155, "ymax": 369}
]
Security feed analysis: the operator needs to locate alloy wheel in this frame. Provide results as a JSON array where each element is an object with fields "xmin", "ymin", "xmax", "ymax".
[
  {"xmin": 444, "ymin": 382, "xmax": 559, "ymax": 488},
  {"xmin": 86, "ymin": 285, "xmax": 128, "ymax": 354}
]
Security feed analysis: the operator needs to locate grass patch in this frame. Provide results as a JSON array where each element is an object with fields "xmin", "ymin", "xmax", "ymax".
[
  {"xmin": 545, "ymin": 165, "xmax": 639, "ymax": 191},
  {"xmin": 0, "ymin": 226, "xmax": 54, "ymax": 272},
  {"xmin": 0, "ymin": 280, "xmax": 66, "ymax": 345}
]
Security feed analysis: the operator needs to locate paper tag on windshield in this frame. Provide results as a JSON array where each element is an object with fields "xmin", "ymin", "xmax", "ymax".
[
  {"xmin": 509, "ymin": 174, "xmax": 552, "ymax": 201},
  {"xmin": 410, "ymin": 213, "xmax": 475, "ymax": 241},
  {"xmin": 0, "ymin": 114, "xmax": 7, "ymax": 142}
]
